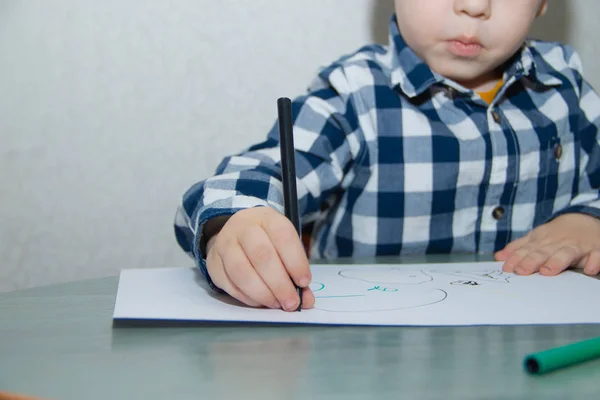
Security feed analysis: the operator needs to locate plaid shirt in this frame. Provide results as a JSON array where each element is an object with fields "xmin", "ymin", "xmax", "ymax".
[{"xmin": 174, "ymin": 15, "xmax": 600, "ymax": 285}]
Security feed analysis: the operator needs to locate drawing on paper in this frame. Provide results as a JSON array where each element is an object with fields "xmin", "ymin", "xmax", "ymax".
[
  {"xmin": 429, "ymin": 269, "xmax": 511, "ymax": 284},
  {"xmin": 314, "ymin": 286, "xmax": 448, "ymax": 313},
  {"xmin": 338, "ymin": 268, "xmax": 433, "ymax": 284},
  {"xmin": 311, "ymin": 269, "xmax": 446, "ymax": 312},
  {"xmin": 309, "ymin": 282, "xmax": 325, "ymax": 293},
  {"xmin": 311, "ymin": 267, "xmax": 511, "ymax": 313},
  {"xmin": 367, "ymin": 286, "xmax": 398, "ymax": 292},
  {"xmin": 451, "ymin": 280, "xmax": 480, "ymax": 286}
]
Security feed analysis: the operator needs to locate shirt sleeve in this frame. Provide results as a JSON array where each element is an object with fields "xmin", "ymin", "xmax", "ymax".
[
  {"xmin": 551, "ymin": 50, "xmax": 600, "ymax": 220},
  {"xmin": 173, "ymin": 69, "xmax": 365, "ymax": 288}
]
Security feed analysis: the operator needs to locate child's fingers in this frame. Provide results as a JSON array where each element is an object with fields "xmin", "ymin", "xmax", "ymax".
[
  {"xmin": 238, "ymin": 225, "xmax": 301, "ymax": 311},
  {"xmin": 511, "ymin": 244, "xmax": 554, "ymax": 275},
  {"xmin": 207, "ymin": 250, "xmax": 263, "ymax": 308},
  {"xmin": 219, "ymin": 242, "xmax": 280, "ymax": 309},
  {"xmin": 583, "ymin": 250, "xmax": 600, "ymax": 276},
  {"xmin": 497, "ymin": 235, "xmax": 529, "ymax": 262},
  {"xmin": 263, "ymin": 216, "xmax": 312, "ymax": 288},
  {"xmin": 300, "ymin": 286, "xmax": 315, "ymax": 309},
  {"xmin": 539, "ymin": 244, "xmax": 583, "ymax": 276},
  {"xmin": 502, "ymin": 244, "xmax": 536, "ymax": 274}
]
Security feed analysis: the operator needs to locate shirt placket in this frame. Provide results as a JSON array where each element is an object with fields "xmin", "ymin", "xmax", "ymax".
[{"xmin": 479, "ymin": 98, "xmax": 519, "ymax": 252}]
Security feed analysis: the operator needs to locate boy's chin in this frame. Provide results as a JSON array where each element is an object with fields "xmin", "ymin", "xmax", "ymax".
[{"xmin": 434, "ymin": 65, "xmax": 502, "ymax": 91}]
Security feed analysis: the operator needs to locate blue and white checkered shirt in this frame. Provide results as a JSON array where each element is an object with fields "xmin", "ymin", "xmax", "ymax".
[{"xmin": 174, "ymin": 15, "xmax": 600, "ymax": 285}]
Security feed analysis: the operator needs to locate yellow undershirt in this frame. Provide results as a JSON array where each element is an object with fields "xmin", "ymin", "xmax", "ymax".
[{"xmin": 477, "ymin": 80, "xmax": 504, "ymax": 105}]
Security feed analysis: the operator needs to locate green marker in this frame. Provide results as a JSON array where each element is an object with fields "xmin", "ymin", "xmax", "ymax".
[{"xmin": 524, "ymin": 336, "xmax": 600, "ymax": 375}]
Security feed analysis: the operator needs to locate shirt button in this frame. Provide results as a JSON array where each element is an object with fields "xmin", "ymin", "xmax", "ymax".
[
  {"xmin": 491, "ymin": 111, "xmax": 501, "ymax": 124},
  {"xmin": 492, "ymin": 206, "xmax": 505, "ymax": 220},
  {"xmin": 554, "ymin": 143, "xmax": 563, "ymax": 160}
]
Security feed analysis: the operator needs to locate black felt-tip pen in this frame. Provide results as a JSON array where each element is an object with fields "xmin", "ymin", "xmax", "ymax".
[{"xmin": 277, "ymin": 97, "xmax": 303, "ymax": 312}]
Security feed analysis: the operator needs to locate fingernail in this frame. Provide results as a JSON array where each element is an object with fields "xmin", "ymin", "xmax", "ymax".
[
  {"xmin": 298, "ymin": 277, "xmax": 310, "ymax": 287},
  {"xmin": 284, "ymin": 299, "xmax": 298, "ymax": 311},
  {"xmin": 271, "ymin": 301, "xmax": 281, "ymax": 309},
  {"xmin": 541, "ymin": 266, "xmax": 551, "ymax": 274}
]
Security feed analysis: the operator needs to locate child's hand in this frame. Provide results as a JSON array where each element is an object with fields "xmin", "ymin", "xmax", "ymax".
[
  {"xmin": 495, "ymin": 213, "xmax": 600, "ymax": 277},
  {"xmin": 205, "ymin": 207, "xmax": 314, "ymax": 311}
]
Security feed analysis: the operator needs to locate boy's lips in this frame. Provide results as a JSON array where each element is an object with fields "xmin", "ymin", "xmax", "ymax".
[{"xmin": 447, "ymin": 36, "xmax": 484, "ymax": 58}]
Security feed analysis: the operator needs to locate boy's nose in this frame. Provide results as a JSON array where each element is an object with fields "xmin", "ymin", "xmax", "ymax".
[{"xmin": 454, "ymin": 0, "xmax": 492, "ymax": 19}]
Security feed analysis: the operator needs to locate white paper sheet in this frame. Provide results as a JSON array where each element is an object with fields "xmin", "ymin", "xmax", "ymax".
[{"xmin": 112, "ymin": 262, "xmax": 600, "ymax": 326}]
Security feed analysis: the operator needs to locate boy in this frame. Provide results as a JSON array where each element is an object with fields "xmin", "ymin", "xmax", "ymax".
[{"xmin": 174, "ymin": 0, "xmax": 600, "ymax": 312}]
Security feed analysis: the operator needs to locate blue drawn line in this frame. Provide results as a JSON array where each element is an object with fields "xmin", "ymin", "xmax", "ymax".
[
  {"xmin": 314, "ymin": 295, "xmax": 366, "ymax": 299},
  {"xmin": 310, "ymin": 282, "xmax": 325, "ymax": 292}
]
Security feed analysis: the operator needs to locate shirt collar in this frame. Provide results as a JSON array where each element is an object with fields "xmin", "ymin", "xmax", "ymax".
[
  {"xmin": 388, "ymin": 15, "xmax": 444, "ymax": 98},
  {"xmin": 387, "ymin": 14, "xmax": 562, "ymax": 97},
  {"xmin": 505, "ymin": 42, "xmax": 563, "ymax": 87}
]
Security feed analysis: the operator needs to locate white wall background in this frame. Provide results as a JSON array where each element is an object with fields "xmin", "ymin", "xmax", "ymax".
[{"xmin": 1, "ymin": 0, "xmax": 599, "ymax": 292}]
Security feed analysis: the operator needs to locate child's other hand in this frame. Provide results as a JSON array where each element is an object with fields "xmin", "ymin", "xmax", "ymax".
[
  {"xmin": 495, "ymin": 213, "xmax": 600, "ymax": 277},
  {"xmin": 205, "ymin": 207, "xmax": 314, "ymax": 311}
]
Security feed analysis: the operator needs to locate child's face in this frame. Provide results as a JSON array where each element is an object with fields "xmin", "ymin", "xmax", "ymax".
[{"xmin": 394, "ymin": 0, "xmax": 547, "ymax": 91}]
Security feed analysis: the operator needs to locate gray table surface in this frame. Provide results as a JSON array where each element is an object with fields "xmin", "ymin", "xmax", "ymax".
[{"xmin": 1, "ymin": 255, "xmax": 599, "ymax": 400}]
